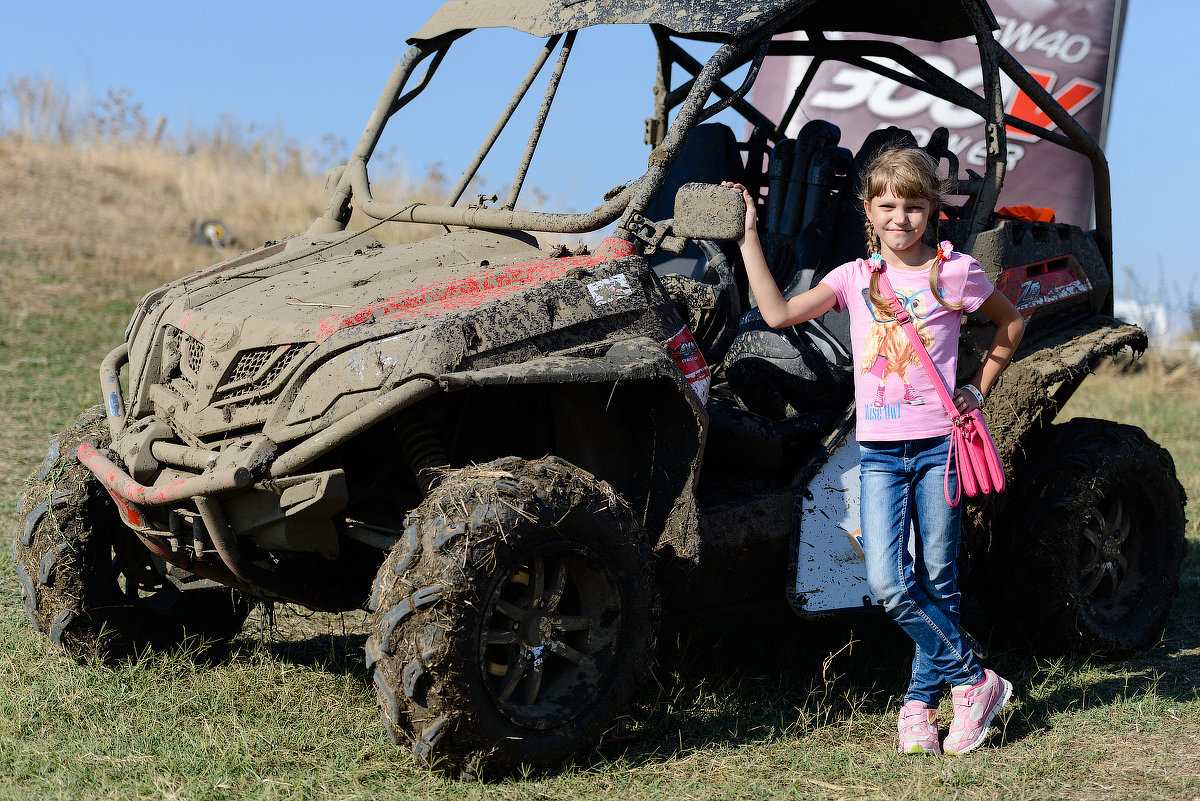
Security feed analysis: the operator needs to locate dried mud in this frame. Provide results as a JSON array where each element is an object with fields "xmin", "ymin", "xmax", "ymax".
[
  {"xmin": 983, "ymin": 316, "xmax": 1147, "ymax": 474},
  {"xmin": 365, "ymin": 457, "xmax": 659, "ymax": 776}
]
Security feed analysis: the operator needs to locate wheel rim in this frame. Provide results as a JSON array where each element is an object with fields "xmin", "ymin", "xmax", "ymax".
[
  {"xmin": 478, "ymin": 542, "xmax": 623, "ymax": 729},
  {"xmin": 1077, "ymin": 488, "xmax": 1143, "ymax": 608},
  {"xmin": 94, "ymin": 533, "xmax": 182, "ymax": 632}
]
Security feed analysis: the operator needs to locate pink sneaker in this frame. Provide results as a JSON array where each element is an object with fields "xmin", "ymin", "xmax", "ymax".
[
  {"xmin": 943, "ymin": 669, "xmax": 1013, "ymax": 755},
  {"xmin": 901, "ymin": 386, "xmax": 925, "ymax": 405},
  {"xmin": 873, "ymin": 383, "xmax": 886, "ymax": 407},
  {"xmin": 897, "ymin": 701, "xmax": 941, "ymax": 755}
]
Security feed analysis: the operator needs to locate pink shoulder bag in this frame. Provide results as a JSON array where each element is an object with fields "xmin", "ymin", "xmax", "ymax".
[{"xmin": 872, "ymin": 246, "xmax": 1005, "ymax": 507}]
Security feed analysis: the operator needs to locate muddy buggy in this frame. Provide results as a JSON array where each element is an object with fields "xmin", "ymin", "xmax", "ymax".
[{"xmin": 15, "ymin": 0, "xmax": 1186, "ymax": 777}]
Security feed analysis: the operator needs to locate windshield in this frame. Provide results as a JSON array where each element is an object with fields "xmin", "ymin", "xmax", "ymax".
[
  {"xmin": 341, "ymin": 25, "xmax": 657, "ymax": 238},
  {"xmin": 330, "ymin": 19, "xmax": 762, "ymax": 244}
]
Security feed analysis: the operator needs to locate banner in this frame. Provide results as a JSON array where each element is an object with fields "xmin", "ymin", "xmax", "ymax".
[{"xmin": 752, "ymin": 0, "xmax": 1127, "ymax": 227}]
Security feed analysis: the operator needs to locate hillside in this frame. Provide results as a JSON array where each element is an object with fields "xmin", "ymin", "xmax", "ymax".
[{"xmin": 0, "ymin": 137, "xmax": 326, "ymax": 315}]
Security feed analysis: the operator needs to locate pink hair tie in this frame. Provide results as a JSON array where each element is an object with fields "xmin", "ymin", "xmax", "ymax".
[
  {"xmin": 937, "ymin": 241, "xmax": 954, "ymax": 261},
  {"xmin": 867, "ymin": 253, "xmax": 885, "ymax": 272}
]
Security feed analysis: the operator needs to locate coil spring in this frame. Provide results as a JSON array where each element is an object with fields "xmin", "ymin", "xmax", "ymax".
[{"xmin": 396, "ymin": 418, "xmax": 449, "ymax": 496}]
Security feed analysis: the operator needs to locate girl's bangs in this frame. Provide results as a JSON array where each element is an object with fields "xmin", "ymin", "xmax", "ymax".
[
  {"xmin": 863, "ymin": 149, "xmax": 942, "ymax": 203},
  {"xmin": 868, "ymin": 167, "xmax": 939, "ymax": 203}
]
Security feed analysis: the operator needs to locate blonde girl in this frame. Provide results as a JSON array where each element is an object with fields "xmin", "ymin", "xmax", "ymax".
[{"xmin": 723, "ymin": 146, "xmax": 1024, "ymax": 755}]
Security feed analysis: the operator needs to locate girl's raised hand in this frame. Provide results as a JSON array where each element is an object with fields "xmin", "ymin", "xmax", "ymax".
[{"xmin": 720, "ymin": 181, "xmax": 757, "ymax": 244}]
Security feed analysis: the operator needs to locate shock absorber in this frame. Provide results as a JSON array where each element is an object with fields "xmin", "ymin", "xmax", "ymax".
[{"xmin": 395, "ymin": 416, "xmax": 450, "ymax": 497}]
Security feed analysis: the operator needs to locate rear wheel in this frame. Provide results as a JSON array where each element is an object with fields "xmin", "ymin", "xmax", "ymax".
[
  {"xmin": 13, "ymin": 407, "xmax": 251, "ymax": 660},
  {"xmin": 366, "ymin": 457, "xmax": 659, "ymax": 777},
  {"xmin": 988, "ymin": 418, "xmax": 1186, "ymax": 654}
]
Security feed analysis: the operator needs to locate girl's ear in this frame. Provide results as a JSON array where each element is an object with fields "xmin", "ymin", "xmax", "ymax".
[{"xmin": 863, "ymin": 198, "xmax": 871, "ymax": 217}]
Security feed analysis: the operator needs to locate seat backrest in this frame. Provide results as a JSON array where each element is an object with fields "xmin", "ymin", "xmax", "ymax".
[
  {"xmin": 825, "ymin": 126, "xmax": 920, "ymax": 277},
  {"xmin": 645, "ymin": 123, "xmax": 743, "ymax": 222},
  {"xmin": 779, "ymin": 120, "xmax": 840, "ymax": 237}
]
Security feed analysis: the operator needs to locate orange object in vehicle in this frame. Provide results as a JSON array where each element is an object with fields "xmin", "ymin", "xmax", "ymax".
[{"xmin": 995, "ymin": 205, "xmax": 1056, "ymax": 222}]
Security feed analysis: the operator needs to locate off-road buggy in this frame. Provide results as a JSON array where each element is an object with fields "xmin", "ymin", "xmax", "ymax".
[{"xmin": 15, "ymin": 0, "xmax": 1186, "ymax": 777}]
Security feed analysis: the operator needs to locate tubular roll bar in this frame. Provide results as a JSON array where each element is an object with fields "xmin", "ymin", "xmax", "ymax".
[{"xmin": 325, "ymin": 0, "xmax": 1109, "ymax": 272}]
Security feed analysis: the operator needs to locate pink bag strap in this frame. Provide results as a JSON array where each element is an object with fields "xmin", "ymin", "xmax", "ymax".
[{"xmin": 872, "ymin": 249, "xmax": 965, "ymax": 506}]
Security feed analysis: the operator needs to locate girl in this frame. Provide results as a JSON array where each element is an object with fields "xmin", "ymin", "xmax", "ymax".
[{"xmin": 722, "ymin": 147, "xmax": 1025, "ymax": 756}]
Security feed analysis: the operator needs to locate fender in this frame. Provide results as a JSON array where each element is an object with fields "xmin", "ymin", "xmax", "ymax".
[
  {"xmin": 980, "ymin": 313, "xmax": 1146, "ymax": 474},
  {"xmin": 438, "ymin": 336, "xmax": 705, "ymax": 398},
  {"xmin": 440, "ymin": 337, "xmax": 709, "ymax": 560}
]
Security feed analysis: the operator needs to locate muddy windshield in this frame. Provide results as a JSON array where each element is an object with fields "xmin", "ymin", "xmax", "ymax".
[{"xmin": 338, "ymin": 24, "xmax": 668, "ymax": 238}]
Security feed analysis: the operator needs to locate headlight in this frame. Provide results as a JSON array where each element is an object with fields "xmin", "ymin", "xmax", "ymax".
[{"xmin": 284, "ymin": 334, "xmax": 417, "ymax": 425}]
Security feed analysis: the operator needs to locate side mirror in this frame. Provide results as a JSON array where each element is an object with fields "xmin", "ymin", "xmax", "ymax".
[{"xmin": 671, "ymin": 182, "xmax": 745, "ymax": 242}]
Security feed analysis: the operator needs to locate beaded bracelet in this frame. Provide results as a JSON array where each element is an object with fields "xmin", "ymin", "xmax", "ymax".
[{"xmin": 961, "ymin": 383, "xmax": 985, "ymax": 407}]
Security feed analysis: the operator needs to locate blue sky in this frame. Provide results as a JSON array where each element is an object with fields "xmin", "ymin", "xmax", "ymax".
[{"xmin": 4, "ymin": 1, "xmax": 1197, "ymax": 321}]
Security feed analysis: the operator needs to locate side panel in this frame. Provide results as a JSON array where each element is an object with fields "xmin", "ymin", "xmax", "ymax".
[{"xmin": 789, "ymin": 432, "xmax": 882, "ymax": 616}]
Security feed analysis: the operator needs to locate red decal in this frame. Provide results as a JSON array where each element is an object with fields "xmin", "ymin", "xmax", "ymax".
[
  {"xmin": 1006, "ymin": 69, "xmax": 1102, "ymax": 142},
  {"xmin": 149, "ymin": 479, "xmax": 190, "ymax": 505},
  {"xmin": 661, "ymin": 325, "xmax": 711, "ymax": 404},
  {"xmin": 105, "ymin": 488, "xmax": 145, "ymax": 528},
  {"xmin": 317, "ymin": 237, "xmax": 637, "ymax": 341},
  {"xmin": 995, "ymin": 254, "xmax": 1092, "ymax": 316},
  {"xmin": 178, "ymin": 311, "xmax": 192, "ymax": 332}
]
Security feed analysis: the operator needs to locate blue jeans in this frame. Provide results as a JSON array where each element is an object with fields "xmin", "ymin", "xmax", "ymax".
[{"xmin": 859, "ymin": 436, "xmax": 983, "ymax": 705}]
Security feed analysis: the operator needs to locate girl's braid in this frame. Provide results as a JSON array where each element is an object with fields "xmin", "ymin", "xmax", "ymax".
[{"xmin": 864, "ymin": 218, "xmax": 880, "ymax": 256}]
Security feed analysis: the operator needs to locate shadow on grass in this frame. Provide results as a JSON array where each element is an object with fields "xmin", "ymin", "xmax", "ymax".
[
  {"xmin": 231, "ymin": 585, "xmax": 1200, "ymax": 771},
  {"xmin": 607, "ymin": 595, "xmax": 1200, "ymax": 765},
  {"xmin": 260, "ymin": 631, "xmax": 372, "ymax": 678},
  {"xmin": 234, "ymin": 607, "xmax": 372, "ymax": 681},
  {"xmin": 974, "ymin": 548, "xmax": 1200, "ymax": 749},
  {"xmin": 985, "ymin": 628, "xmax": 1200, "ymax": 749},
  {"xmin": 606, "ymin": 604, "xmax": 914, "ymax": 763}
]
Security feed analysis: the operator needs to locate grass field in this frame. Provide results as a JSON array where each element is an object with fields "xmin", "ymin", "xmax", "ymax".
[{"xmin": 0, "ymin": 136, "xmax": 1197, "ymax": 800}]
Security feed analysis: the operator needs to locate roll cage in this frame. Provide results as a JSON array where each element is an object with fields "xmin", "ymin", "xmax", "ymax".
[{"xmin": 317, "ymin": 0, "xmax": 1112, "ymax": 272}]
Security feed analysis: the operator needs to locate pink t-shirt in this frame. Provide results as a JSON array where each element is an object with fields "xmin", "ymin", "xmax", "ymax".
[{"xmin": 820, "ymin": 251, "xmax": 994, "ymax": 441}]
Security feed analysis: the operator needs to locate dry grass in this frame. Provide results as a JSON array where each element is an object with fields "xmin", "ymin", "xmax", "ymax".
[
  {"xmin": 0, "ymin": 137, "xmax": 318, "ymax": 310},
  {"xmin": 0, "ymin": 75, "xmax": 447, "ymax": 317}
]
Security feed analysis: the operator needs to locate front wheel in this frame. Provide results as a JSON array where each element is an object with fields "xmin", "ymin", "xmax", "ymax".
[
  {"xmin": 366, "ymin": 457, "xmax": 659, "ymax": 777},
  {"xmin": 13, "ymin": 407, "xmax": 251, "ymax": 660},
  {"xmin": 987, "ymin": 418, "xmax": 1187, "ymax": 655}
]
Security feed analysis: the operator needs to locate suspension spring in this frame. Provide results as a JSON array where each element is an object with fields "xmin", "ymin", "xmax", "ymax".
[{"xmin": 396, "ymin": 417, "xmax": 450, "ymax": 496}]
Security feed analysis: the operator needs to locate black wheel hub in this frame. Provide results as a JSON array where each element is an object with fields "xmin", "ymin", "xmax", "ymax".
[
  {"xmin": 1079, "ymin": 494, "xmax": 1134, "ymax": 601},
  {"xmin": 479, "ymin": 543, "xmax": 623, "ymax": 729}
]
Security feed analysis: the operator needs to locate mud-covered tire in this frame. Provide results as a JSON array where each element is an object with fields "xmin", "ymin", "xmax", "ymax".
[
  {"xmin": 13, "ymin": 406, "xmax": 251, "ymax": 660},
  {"xmin": 988, "ymin": 418, "xmax": 1187, "ymax": 655},
  {"xmin": 366, "ymin": 456, "xmax": 659, "ymax": 777}
]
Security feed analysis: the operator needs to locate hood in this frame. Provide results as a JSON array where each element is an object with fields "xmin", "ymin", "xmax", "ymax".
[
  {"xmin": 122, "ymin": 229, "xmax": 661, "ymax": 446},
  {"xmin": 171, "ymin": 228, "xmax": 547, "ymax": 344}
]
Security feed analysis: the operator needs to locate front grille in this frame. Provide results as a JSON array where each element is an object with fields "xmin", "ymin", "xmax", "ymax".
[
  {"xmin": 184, "ymin": 335, "xmax": 206, "ymax": 375},
  {"xmin": 220, "ymin": 346, "xmax": 304, "ymax": 405},
  {"xmin": 161, "ymin": 327, "xmax": 200, "ymax": 395},
  {"xmin": 229, "ymin": 347, "xmax": 274, "ymax": 383},
  {"xmin": 156, "ymin": 325, "xmax": 310, "ymax": 419}
]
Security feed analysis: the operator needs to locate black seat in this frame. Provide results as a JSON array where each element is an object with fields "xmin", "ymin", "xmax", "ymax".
[
  {"xmin": 719, "ymin": 125, "xmax": 947, "ymax": 426},
  {"xmin": 649, "ymin": 123, "xmax": 747, "ymax": 366},
  {"xmin": 648, "ymin": 123, "xmax": 744, "ymax": 281}
]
